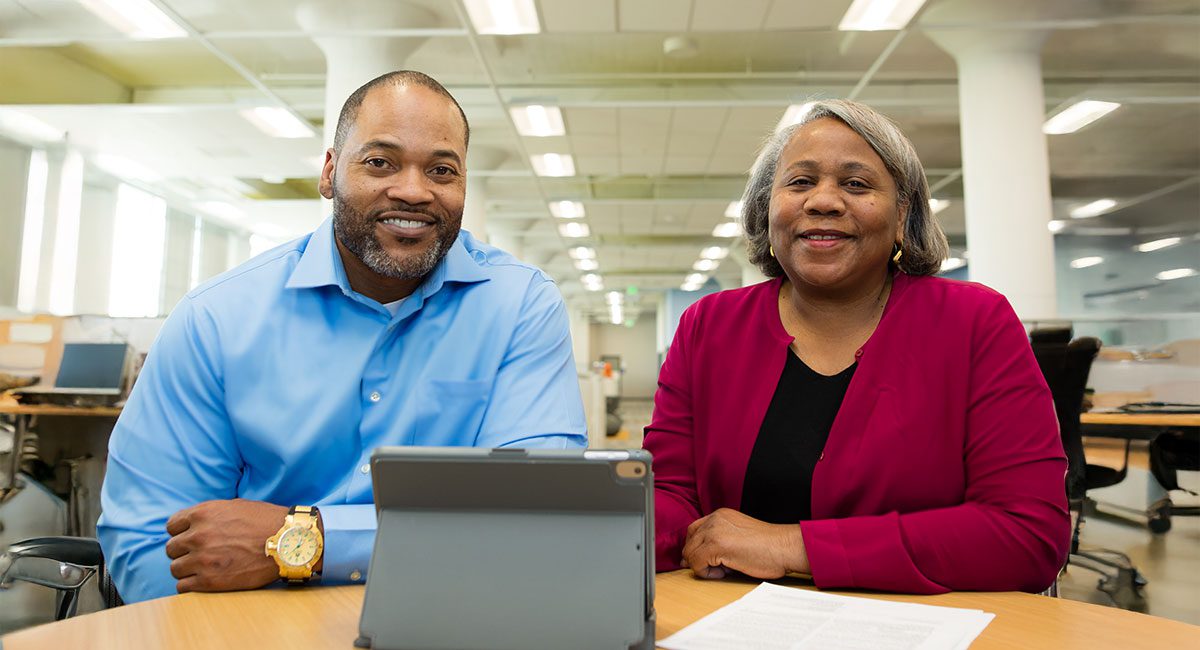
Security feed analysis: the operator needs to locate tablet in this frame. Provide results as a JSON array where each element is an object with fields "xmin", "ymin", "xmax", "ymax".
[{"xmin": 356, "ymin": 447, "xmax": 655, "ymax": 650}]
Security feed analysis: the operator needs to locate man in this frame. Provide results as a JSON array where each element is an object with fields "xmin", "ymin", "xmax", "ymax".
[{"xmin": 97, "ymin": 71, "xmax": 587, "ymax": 603}]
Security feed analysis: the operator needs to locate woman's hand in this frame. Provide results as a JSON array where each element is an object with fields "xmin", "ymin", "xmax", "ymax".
[{"xmin": 681, "ymin": 508, "xmax": 809, "ymax": 580}]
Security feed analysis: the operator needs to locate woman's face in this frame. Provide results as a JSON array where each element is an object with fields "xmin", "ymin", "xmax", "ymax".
[{"xmin": 768, "ymin": 118, "xmax": 906, "ymax": 293}]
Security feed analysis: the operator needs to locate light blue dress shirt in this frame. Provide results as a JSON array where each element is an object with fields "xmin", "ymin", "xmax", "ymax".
[{"xmin": 97, "ymin": 218, "xmax": 587, "ymax": 603}]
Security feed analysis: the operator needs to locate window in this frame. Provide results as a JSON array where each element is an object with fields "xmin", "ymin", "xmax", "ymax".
[
  {"xmin": 108, "ymin": 184, "xmax": 167, "ymax": 317},
  {"xmin": 16, "ymin": 150, "xmax": 48, "ymax": 313}
]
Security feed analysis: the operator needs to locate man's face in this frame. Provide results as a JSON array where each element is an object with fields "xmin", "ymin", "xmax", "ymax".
[{"xmin": 320, "ymin": 84, "xmax": 467, "ymax": 281}]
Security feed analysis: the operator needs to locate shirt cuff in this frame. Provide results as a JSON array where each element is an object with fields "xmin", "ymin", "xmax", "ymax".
[{"xmin": 318, "ymin": 504, "xmax": 376, "ymax": 584}]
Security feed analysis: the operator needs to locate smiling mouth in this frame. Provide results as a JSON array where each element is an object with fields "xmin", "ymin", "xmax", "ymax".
[
  {"xmin": 380, "ymin": 218, "xmax": 432, "ymax": 230},
  {"xmin": 800, "ymin": 234, "xmax": 848, "ymax": 240}
]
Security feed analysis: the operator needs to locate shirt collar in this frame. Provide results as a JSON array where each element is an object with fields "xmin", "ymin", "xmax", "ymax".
[{"xmin": 285, "ymin": 217, "xmax": 490, "ymax": 298}]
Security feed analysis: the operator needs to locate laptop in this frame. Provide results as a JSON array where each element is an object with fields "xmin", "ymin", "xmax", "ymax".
[
  {"xmin": 11, "ymin": 343, "xmax": 131, "ymax": 407},
  {"xmin": 356, "ymin": 447, "xmax": 655, "ymax": 650}
]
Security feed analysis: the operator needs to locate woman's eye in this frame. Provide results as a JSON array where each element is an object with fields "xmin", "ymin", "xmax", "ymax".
[{"xmin": 845, "ymin": 179, "xmax": 868, "ymax": 189}]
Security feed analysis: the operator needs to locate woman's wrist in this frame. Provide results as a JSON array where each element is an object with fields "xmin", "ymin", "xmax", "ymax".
[{"xmin": 783, "ymin": 524, "xmax": 811, "ymax": 575}]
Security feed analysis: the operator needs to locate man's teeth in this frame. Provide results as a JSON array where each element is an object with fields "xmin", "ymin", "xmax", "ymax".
[{"xmin": 382, "ymin": 218, "xmax": 430, "ymax": 228}]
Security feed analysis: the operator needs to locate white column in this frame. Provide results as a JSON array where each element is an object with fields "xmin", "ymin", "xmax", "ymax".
[
  {"xmin": 927, "ymin": 2, "xmax": 1058, "ymax": 319},
  {"xmin": 296, "ymin": 0, "xmax": 439, "ymax": 150},
  {"xmin": 462, "ymin": 146, "xmax": 508, "ymax": 243}
]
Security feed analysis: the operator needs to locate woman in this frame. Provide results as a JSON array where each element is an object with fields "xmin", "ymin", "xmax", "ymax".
[{"xmin": 644, "ymin": 100, "xmax": 1069, "ymax": 594}]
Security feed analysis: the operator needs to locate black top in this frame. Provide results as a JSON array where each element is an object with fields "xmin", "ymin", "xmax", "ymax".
[{"xmin": 740, "ymin": 349, "xmax": 857, "ymax": 524}]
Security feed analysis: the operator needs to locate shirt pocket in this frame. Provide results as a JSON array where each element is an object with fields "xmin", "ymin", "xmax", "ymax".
[{"xmin": 410, "ymin": 378, "xmax": 492, "ymax": 445}]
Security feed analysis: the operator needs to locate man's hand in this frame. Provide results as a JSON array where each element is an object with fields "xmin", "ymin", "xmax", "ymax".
[
  {"xmin": 681, "ymin": 508, "xmax": 809, "ymax": 580},
  {"xmin": 165, "ymin": 499, "xmax": 287, "ymax": 594}
]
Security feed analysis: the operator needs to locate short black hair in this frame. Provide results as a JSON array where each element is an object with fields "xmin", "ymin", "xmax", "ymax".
[{"xmin": 332, "ymin": 70, "xmax": 470, "ymax": 152}]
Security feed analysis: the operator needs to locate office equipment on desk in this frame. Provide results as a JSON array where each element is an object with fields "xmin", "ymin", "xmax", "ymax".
[
  {"xmin": 11, "ymin": 343, "xmax": 132, "ymax": 408},
  {"xmin": 1119, "ymin": 401, "xmax": 1200, "ymax": 414},
  {"xmin": 358, "ymin": 447, "xmax": 654, "ymax": 650}
]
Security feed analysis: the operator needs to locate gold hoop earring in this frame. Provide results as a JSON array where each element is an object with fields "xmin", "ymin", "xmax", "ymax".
[
  {"xmin": 769, "ymin": 245, "xmax": 775, "ymax": 258},
  {"xmin": 891, "ymin": 243, "xmax": 903, "ymax": 264}
]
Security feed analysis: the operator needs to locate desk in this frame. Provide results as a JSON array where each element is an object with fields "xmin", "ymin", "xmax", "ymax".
[
  {"xmin": 0, "ymin": 403, "xmax": 122, "ymax": 535},
  {"xmin": 3, "ymin": 570, "xmax": 1197, "ymax": 649},
  {"xmin": 1, "ymin": 404, "xmax": 122, "ymax": 488},
  {"xmin": 1081, "ymin": 411, "xmax": 1200, "ymax": 440}
]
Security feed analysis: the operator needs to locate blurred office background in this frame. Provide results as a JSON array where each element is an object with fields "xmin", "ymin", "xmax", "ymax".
[{"xmin": 0, "ymin": 0, "xmax": 1197, "ymax": 629}]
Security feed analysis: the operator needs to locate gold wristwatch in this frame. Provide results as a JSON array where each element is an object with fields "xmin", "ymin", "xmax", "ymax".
[{"xmin": 264, "ymin": 505, "xmax": 323, "ymax": 584}]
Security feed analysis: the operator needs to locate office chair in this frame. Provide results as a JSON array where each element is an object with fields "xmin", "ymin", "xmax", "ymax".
[
  {"xmin": 1030, "ymin": 332, "xmax": 1147, "ymax": 611},
  {"xmin": 0, "ymin": 536, "xmax": 123, "ymax": 620},
  {"xmin": 1147, "ymin": 428, "xmax": 1200, "ymax": 533}
]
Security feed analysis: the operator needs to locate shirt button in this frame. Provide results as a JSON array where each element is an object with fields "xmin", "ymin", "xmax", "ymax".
[
  {"xmin": 360, "ymin": 464, "xmax": 370, "ymax": 474},
  {"xmin": 369, "ymin": 391, "xmax": 381, "ymax": 402},
  {"xmin": 350, "ymin": 570, "xmax": 362, "ymax": 582}
]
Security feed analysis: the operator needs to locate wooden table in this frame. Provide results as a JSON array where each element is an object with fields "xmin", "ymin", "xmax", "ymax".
[
  {"xmin": 3, "ymin": 570, "xmax": 1196, "ymax": 649},
  {"xmin": 1081, "ymin": 411, "xmax": 1200, "ymax": 437}
]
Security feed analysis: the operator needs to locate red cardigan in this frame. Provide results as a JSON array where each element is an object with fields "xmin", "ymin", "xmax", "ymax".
[{"xmin": 644, "ymin": 273, "xmax": 1070, "ymax": 594}]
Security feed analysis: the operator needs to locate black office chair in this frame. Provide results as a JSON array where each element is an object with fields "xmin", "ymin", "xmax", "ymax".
[
  {"xmin": 0, "ymin": 536, "xmax": 123, "ymax": 620},
  {"xmin": 1030, "ymin": 331, "xmax": 1147, "ymax": 611},
  {"xmin": 1147, "ymin": 428, "xmax": 1200, "ymax": 533}
]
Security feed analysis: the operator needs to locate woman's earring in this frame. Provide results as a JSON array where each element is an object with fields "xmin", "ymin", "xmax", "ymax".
[
  {"xmin": 891, "ymin": 242, "xmax": 903, "ymax": 264},
  {"xmin": 769, "ymin": 245, "xmax": 775, "ymax": 258}
]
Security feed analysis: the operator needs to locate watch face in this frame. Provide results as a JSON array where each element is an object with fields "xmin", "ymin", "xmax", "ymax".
[{"xmin": 277, "ymin": 526, "xmax": 319, "ymax": 567}]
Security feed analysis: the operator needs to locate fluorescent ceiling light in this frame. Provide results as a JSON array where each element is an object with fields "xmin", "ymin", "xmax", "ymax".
[
  {"xmin": 777, "ymin": 102, "xmax": 816, "ymax": 131},
  {"xmin": 839, "ymin": 0, "xmax": 928, "ymax": 31},
  {"xmin": 511, "ymin": 105, "xmax": 564, "ymax": 137},
  {"xmin": 1047, "ymin": 220, "xmax": 1067, "ymax": 233},
  {"xmin": 1069, "ymin": 256, "xmax": 1104, "ymax": 269},
  {"xmin": 928, "ymin": 198, "xmax": 950, "ymax": 215},
  {"xmin": 609, "ymin": 303, "xmax": 624, "ymax": 325},
  {"xmin": 78, "ymin": 0, "xmax": 187, "ymax": 39},
  {"xmin": 700, "ymin": 246, "xmax": 728, "ymax": 260},
  {"xmin": 724, "ymin": 201, "xmax": 743, "ymax": 219},
  {"xmin": 530, "ymin": 153, "xmax": 575, "ymax": 177},
  {"xmin": 574, "ymin": 259, "xmax": 599, "ymax": 271},
  {"xmin": 581, "ymin": 273, "xmax": 603, "ymax": 291},
  {"xmin": 712, "ymin": 222, "xmax": 743, "ymax": 238},
  {"xmin": 568, "ymin": 246, "xmax": 596, "ymax": 260},
  {"xmin": 940, "ymin": 257, "xmax": 965, "ymax": 273},
  {"xmin": 1070, "ymin": 198, "xmax": 1117, "ymax": 219},
  {"xmin": 463, "ymin": 0, "xmax": 540, "ymax": 35},
  {"xmin": 240, "ymin": 107, "xmax": 316, "ymax": 139},
  {"xmin": 1134, "ymin": 237, "xmax": 1182, "ymax": 253},
  {"xmin": 693, "ymin": 259, "xmax": 719, "ymax": 272},
  {"xmin": 261, "ymin": 175, "xmax": 287, "ymax": 185},
  {"xmin": 559, "ymin": 222, "xmax": 590, "ymax": 238},
  {"xmin": 0, "ymin": 110, "xmax": 65, "ymax": 143},
  {"xmin": 194, "ymin": 200, "xmax": 243, "ymax": 221},
  {"xmin": 1043, "ymin": 100, "xmax": 1120, "ymax": 135},
  {"xmin": 605, "ymin": 291, "xmax": 623, "ymax": 305},
  {"xmin": 549, "ymin": 200, "xmax": 585, "ymax": 218},
  {"xmin": 685, "ymin": 273, "xmax": 708, "ymax": 285},
  {"xmin": 680, "ymin": 282, "xmax": 703, "ymax": 292},
  {"xmin": 93, "ymin": 153, "xmax": 160, "ymax": 182},
  {"xmin": 1156, "ymin": 268, "xmax": 1198, "ymax": 281}
]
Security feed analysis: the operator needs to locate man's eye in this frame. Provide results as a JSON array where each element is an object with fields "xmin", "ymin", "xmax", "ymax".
[
  {"xmin": 365, "ymin": 158, "xmax": 389, "ymax": 168},
  {"xmin": 431, "ymin": 165, "xmax": 457, "ymax": 176}
]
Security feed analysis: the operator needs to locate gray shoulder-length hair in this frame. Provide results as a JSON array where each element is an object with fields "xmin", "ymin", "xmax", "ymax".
[{"xmin": 741, "ymin": 99, "xmax": 949, "ymax": 277}]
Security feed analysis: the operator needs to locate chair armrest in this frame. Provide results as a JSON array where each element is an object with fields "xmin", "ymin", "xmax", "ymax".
[{"xmin": 5, "ymin": 536, "xmax": 103, "ymax": 566}]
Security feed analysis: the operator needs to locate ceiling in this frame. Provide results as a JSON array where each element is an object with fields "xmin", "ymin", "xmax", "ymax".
[{"xmin": 2, "ymin": 0, "xmax": 1198, "ymax": 321}]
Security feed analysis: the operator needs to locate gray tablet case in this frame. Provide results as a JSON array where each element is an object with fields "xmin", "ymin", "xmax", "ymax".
[{"xmin": 356, "ymin": 447, "xmax": 655, "ymax": 650}]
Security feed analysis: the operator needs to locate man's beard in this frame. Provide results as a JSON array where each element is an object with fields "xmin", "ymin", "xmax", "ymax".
[{"xmin": 331, "ymin": 190, "xmax": 460, "ymax": 280}]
